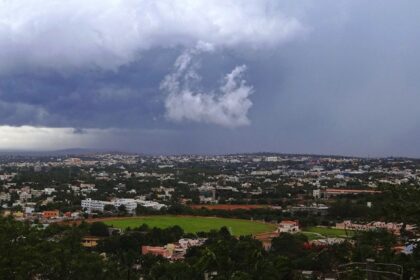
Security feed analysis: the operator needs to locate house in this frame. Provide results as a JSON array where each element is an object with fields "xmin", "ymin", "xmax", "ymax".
[
  {"xmin": 2, "ymin": 210, "xmax": 11, "ymax": 217},
  {"xmin": 12, "ymin": 211, "xmax": 24, "ymax": 218},
  {"xmin": 42, "ymin": 210, "xmax": 59, "ymax": 219},
  {"xmin": 142, "ymin": 238, "xmax": 207, "ymax": 260},
  {"xmin": 142, "ymin": 245, "xmax": 172, "ymax": 258},
  {"xmin": 25, "ymin": 207, "xmax": 35, "ymax": 215},
  {"xmin": 278, "ymin": 220, "xmax": 300, "ymax": 233},
  {"xmin": 81, "ymin": 236, "xmax": 101, "ymax": 248}
]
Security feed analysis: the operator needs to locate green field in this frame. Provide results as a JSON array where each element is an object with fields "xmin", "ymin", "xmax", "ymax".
[
  {"xmin": 302, "ymin": 226, "xmax": 354, "ymax": 239},
  {"xmin": 102, "ymin": 216, "xmax": 276, "ymax": 236}
]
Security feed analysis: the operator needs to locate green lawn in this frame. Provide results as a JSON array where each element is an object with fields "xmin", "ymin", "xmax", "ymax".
[
  {"xmin": 302, "ymin": 226, "xmax": 354, "ymax": 239},
  {"xmin": 301, "ymin": 232, "xmax": 323, "ymax": 241},
  {"xmin": 103, "ymin": 216, "xmax": 276, "ymax": 236}
]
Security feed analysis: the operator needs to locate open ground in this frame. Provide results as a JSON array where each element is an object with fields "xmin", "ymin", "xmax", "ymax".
[
  {"xmin": 101, "ymin": 215, "xmax": 277, "ymax": 236},
  {"xmin": 302, "ymin": 226, "xmax": 355, "ymax": 240}
]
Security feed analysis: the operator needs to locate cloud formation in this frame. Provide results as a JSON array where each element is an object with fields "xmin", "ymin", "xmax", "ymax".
[
  {"xmin": 0, "ymin": 0, "xmax": 303, "ymax": 74},
  {"xmin": 0, "ymin": 126, "xmax": 103, "ymax": 150},
  {"xmin": 2, "ymin": 1, "xmax": 419, "ymax": 157},
  {"xmin": 161, "ymin": 44, "xmax": 253, "ymax": 127},
  {"xmin": 0, "ymin": 100, "xmax": 49, "ymax": 125}
]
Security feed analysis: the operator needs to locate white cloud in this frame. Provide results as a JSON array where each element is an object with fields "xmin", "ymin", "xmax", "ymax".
[
  {"xmin": 0, "ymin": 126, "xmax": 107, "ymax": 150},
  {"xmin": 0, "ymin": 125, "xmax": 177, "ymax": 151},
  {"xmin": 0, "ymin": 0, "xmax": 303, "ymax": 73},
  {"xmin": 161, "ymin": 45, "xmax": 253, "ymax": 127}
]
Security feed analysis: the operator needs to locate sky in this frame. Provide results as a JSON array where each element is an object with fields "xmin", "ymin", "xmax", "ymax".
[{"xmin": 0, "ymin": 0, "xmax": 420, "ymax": 157}]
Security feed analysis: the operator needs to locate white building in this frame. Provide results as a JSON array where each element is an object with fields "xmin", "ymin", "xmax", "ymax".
[
  {"xmin": 278, "ymin": 220, "xmax": 300, "ymax": 233},
  {"xmin": 265, "ymin": 156, "xmax": 278, "ymax": 162},
  {"xmin": 43, "ymin": 188, "xmax": 56, "ymax": 195},
  {"xmin": 136, "ymin": 200, "xmax": 166, "ymax": 210},
  {"xmin": 81, "ymin": 198, "xmax": 106, "ymax": 213},
  {"xmin": 82, "ymin": 198, "xmax": 139, "ymax": 214},
  {"xmin": 313, "ymin": 189, "xmax": 321, "ymax": 199},
  {"xmin": 114, "ymin": 198, "xmax": 137, "ymax": 214},
  {"xmin": 25, "ymin": 207, "xmax": 35, "ymax": 215},
  {"xmin": 0, "ymin": 192, "xmax": 11, "ymax": 202}
]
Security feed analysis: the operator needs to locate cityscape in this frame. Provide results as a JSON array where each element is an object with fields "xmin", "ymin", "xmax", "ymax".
[
  {"xmin": 1, "ymin": 0, "xmax": 420, "ymax": 279},
  {"xmin": 1, "ymin": 152, "xmax": 420, "ymax": 278}
]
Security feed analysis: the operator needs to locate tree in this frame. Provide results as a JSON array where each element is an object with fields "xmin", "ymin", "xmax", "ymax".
[
  {"xmin": 90, "ymin": 222, "xmax": 109, "ymax": 237},
  {"xmin": 270, "ymin": 233, "xmax": 308, "ymax": 259},
  {"xmin": 149, "ymin": 262, "xmax": 195, "ymax": 280},
  {"xmin": 104, "ymin": 204, "xmax": 116, "ymax": 212},
  {"xmin": 118, "ymin": 204, "xmax": 127, "ymax": 214},
  {"xmin": 0, "ymin": 217, "xmax": 121, "ymax": 279}
]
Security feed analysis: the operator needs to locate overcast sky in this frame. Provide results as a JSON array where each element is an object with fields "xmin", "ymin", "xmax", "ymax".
[{"xmin": 0, "ymin": 0, "xmax": 420, "ymax": 156}]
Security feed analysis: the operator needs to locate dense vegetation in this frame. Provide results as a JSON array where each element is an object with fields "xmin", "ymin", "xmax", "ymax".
[{"xmin": 1, "ymin": 216, "xmax": 420, "ymax": 279}]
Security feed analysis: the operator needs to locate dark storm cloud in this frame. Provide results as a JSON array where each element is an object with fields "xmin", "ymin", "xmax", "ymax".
[
  {"xmin": 1, "ymin": 0, "xmax": 420, "ymax": 156},
  {"xmin": 0, "ymin": 50, "xmax": 173, "ymax": 128},
  {"xmin": 0, "ymin": 0, "xmax": 302, "ymax": 129}
]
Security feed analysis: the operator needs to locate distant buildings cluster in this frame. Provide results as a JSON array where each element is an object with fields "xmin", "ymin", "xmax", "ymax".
[{"xmin": 336, "ymin": 220, "xmax": 416, "ymax": 235}]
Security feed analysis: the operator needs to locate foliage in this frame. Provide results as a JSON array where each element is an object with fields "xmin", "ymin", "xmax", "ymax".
[{"xmin": 90, "ymin": 222, "xmax": 109, "ymax": 237}]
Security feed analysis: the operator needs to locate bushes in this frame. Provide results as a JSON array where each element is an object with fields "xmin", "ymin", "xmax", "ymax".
[{"xmin": 90, "ymin": 222, "xmax": 110, "ymax": 237}]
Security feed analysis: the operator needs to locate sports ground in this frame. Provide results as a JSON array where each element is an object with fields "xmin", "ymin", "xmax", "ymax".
[
  {"xmin": 102, "ymin": 215, "xmax": 277, "ymax": 236},
  {"xmin": 302, "ymin": 226, "xmax": 355, "ymax": 240}
]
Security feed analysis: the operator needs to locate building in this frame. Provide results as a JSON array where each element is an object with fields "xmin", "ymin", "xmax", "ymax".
[
  {"xmin": 136, "ymin": 200, "xmax": 166, "ymax": 210},
  {"xmin": 278, "ymin": 220, "xmax": 300, "ymax": 233},
  {"xmin": 113, "ymin": 198, "xmax": 137, "ymax": 214},
  {"xmin": 265, "ymin": 156, "xmax": 278, "ymax": 162},
  {"xmin": 81, "ymin": 198, "xmax": 106, "ymax": 213},
  {"xmin": 322, "ymin": 188, "xmax": 380, "ymax": 198},
  {"xmin": 43, "ymin": 188, "xmax": 56, "ymax": 195},
  {"xmin": 19, "ymin": 191, "xmax": 32, "ymax": 201},
  {"xmin": 178, "ymin": 238, "xmax": 206, "ymax": 249},
  {"xmin": 198, "ymin": 186, "xmax": 217, "ymax": 204},
  {"xmin": 12, "ymin": 211, "xmax": 24, "ymax": 218},
  {"xmin": 25, "ymin": 207, "xmax": 35, "ymax": 215},
  {"xmin": 142, "ymin": 245, "xmax": 172, "ymax": 258},
  {"xmin": 0, "ymin": 192, "xmax": 11, "ymax": 202},
  {"xmin": 42, "ymin": 210, "xmax": 59, "ymax": 219},
  {"xmin": 313, "ymin": 189, "xmax": 321, "ymax": 199},
  {"xmin": 142, "ymin": 238, "xmax": 206, "ymax": 260},
  {"xmin": 336, "ymin": 220, "xmax": 416, "ymax": 235},
  {"xmin": 81, "ymin": 236, "xmax": 101, "ymax": 248},
  {"xmin": 82, "ymin": 198, "xmax": 139, "ymax": 214},
  {"xmin": 290, "ymin": 204, "xmax": 329, "ymax": 216}
]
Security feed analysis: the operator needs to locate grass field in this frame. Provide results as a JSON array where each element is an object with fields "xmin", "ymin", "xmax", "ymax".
[
  {"xmin": 302, "ymin": 226, "xmax": 354, "ymax": 239},
  {"xmin": 102, "ymin": 216, "xmax": 276, "ymax": 236}
]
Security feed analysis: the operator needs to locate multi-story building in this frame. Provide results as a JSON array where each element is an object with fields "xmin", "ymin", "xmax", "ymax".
[
  {"xmin": 114, "ymin": 199, "xmax": 137, "ymax": 214},
  {"xmin": 81, "ymin": 198, "xmax": 106, "ymax": 213},
  {"xmin": 81, "ymin": 198, "xmax": 138, "ymax": 214}
]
